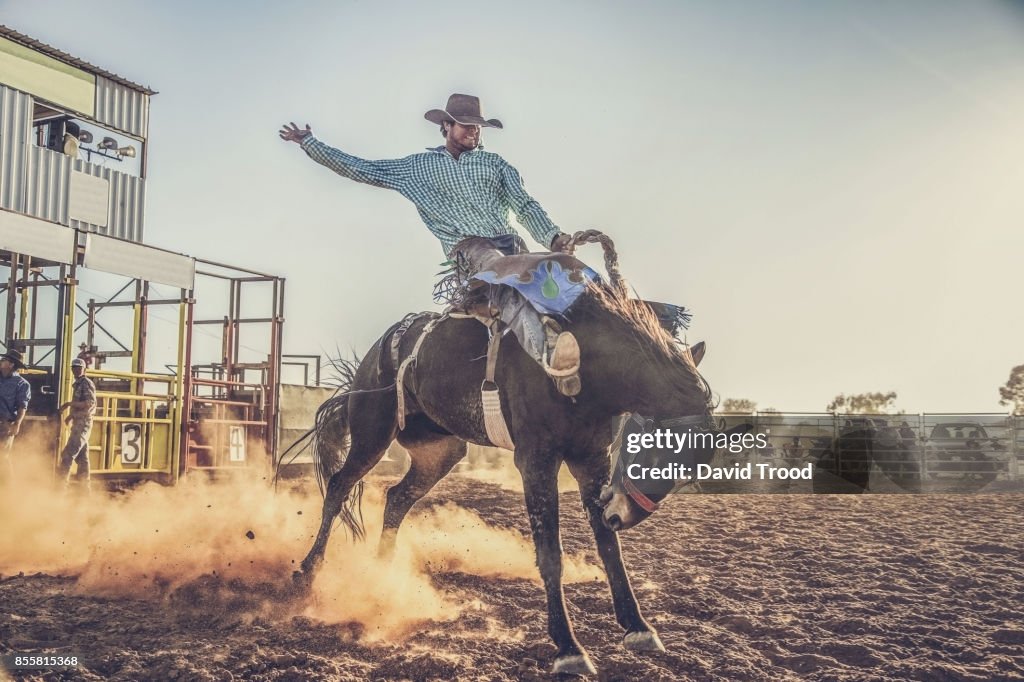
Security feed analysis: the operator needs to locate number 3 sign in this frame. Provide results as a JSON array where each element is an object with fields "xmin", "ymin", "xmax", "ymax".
[{"xmin": 120, "ymin": 423, "xmax": 142, "ymax": 465}]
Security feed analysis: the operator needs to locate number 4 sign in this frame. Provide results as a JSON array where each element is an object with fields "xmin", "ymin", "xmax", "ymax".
[{"xmin": 229, "ymin": 426, "xmax": 246, "ymax": 462}]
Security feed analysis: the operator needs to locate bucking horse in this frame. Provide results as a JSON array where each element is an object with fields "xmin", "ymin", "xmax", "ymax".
[{"xmin": 293, "ymin": 236, "xmax": 717, "ymax": 676}]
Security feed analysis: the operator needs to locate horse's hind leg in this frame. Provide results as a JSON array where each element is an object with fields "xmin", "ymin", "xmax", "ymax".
[
  {"xmin": 379, "ymin": 415, "xmax": 467, "ymax": 558},
  {"xmin": 297, "ymin": 382, "xmax": 398, "ymax": 583}
]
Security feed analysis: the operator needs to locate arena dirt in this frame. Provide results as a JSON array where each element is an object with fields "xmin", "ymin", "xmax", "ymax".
[{"xmin": 2, "ymin": 453, "xmax": 1023, "ymax": 681}]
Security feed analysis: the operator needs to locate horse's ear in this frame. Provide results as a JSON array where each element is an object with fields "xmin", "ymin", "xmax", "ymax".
[
  {"xmin": 689, "ymin": 341, "xmax": 706, "ymax": 367},
  {"xmin": 724, "ymin": 422, "xmax": 753, "ymax": 437}
]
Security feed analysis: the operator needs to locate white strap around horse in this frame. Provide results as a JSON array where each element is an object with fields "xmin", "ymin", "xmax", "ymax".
[
  {"xmin": 394, "ymin": 312, "xmax": 516, "ymax": 452},
  {"xmin": 395, "ymin": 315, "xmax": 444, "ymax": 430},
  {"xmin": 481, "ymin": 323, "xmax": 516, "ymax": 451}
]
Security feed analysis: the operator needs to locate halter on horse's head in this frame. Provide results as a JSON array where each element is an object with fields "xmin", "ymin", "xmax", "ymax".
[{"xmin": 600, "ymin": 409, "xmax": 754, "ymax": 531}]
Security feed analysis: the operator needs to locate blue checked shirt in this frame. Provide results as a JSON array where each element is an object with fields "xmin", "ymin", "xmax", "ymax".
[{"xmin": 300, "ymin": 136, "xmax": 562, "ymax": 257}]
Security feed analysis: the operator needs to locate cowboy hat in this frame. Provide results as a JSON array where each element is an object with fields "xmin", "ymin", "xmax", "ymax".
[
  {"xmin": 0, "ymin": 348, "xmax": 25, "ymax": 369},
  {"xmin": 424, "ymin": 94, "xmax": 503, "ymax": 129}
]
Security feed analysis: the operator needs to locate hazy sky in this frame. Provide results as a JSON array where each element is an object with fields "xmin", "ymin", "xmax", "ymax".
[{"xmin": 4, "ymin": 0, "xmax": 1023, "ymax": 412}]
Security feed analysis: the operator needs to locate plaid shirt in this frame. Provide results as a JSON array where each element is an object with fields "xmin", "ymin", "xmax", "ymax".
[{"xmin": 300, "ymin": 136, "xmax": 562, "ymax": 257}]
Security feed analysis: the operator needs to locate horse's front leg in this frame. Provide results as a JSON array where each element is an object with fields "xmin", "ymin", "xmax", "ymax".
[
  {"xmin": 567, "ymin": 455, "xmax": 665, "ymax": 653},
  {"xmin": 516, "ymin": 447, "xmax": 597, "ymax": 676}
]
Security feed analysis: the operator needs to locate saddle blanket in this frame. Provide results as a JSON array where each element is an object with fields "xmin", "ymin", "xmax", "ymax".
[{"xmin": 471, "ymin": 253, "xmax": 601, "ymax": 316}]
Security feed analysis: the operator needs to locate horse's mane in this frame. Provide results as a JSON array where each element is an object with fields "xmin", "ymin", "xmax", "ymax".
[
  {"xmin": 579, "ymin": 280, "xmax": 714, "ymax": 408},
  {"xmin": 583, "ymin": 281, "xmax": 683, "ymax": 359}
]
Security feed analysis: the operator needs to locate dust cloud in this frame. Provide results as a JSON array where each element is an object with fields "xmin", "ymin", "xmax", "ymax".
[
  {"xmin": 1, "ymin": 442, "xmax": 601, "ymax": 640},
  {"xmin": 453, "ymin": 444, "xmax": 581, "ymax": 493}
]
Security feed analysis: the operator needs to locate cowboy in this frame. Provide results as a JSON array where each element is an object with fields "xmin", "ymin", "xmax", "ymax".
[
  {"xmin": 279, "ymin": 93, "xmax": 584, "ymax": 396},
  {"xmin": 0, "ymin": 348, "xmax": 31, "ymax": 480},
  {"xmin": 57, "ymin": 357, "xmax": 96, "ymax": 491}
]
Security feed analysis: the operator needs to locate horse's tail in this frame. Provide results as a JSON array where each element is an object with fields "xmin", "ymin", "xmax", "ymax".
[{"xmin": 312, "ymin": 355, "xmax": 365, "ymax": 539}]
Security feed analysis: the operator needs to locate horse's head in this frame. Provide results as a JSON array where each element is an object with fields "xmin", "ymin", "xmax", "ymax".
[
  {"xmin": 592, "ymin": 338, "xmax": 730, "ymax": 531},
  {"xmin": 599, "ymin": 406, "xmax": 720, "ymax": 531},
  {"xmin": 562, "ymin": 264, "xmax": 717, "ymax": 531}
]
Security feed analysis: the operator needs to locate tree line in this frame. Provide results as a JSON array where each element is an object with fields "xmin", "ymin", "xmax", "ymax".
[{"xmin": 717, "ymin": 366, "xmax": 1024, "ymax": 414}]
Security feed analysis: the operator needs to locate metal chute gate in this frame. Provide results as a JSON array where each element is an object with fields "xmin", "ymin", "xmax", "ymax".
[{"xmin": 1, "ymin": 25, "xmax": 322, "ymax": 487}]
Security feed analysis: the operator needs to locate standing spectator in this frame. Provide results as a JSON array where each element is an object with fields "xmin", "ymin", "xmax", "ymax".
[
  {"xmin": 0, "ymin": 349, "xmax": 31, "ymax": 481},
  {"xmin": 899, "ymin": 421, "xmax": 916, "ymax": 448},
  {"xmin": 783, "ymin": 436, "xmax": 803, "ymax": 464},
  {"xmin": 57, "ymin": 358, "xmax": 96, "ymax": 491}
]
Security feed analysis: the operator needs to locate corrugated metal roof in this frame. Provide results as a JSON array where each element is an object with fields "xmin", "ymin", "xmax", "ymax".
[{"xmin": 0, "ymin": 24, "xmax": 157, "ymax": 96}]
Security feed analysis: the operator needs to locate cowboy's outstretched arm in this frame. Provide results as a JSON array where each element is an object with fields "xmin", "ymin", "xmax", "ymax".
[
  {"xmin": 300, "ymin": 136, "xmax": 410, "ymax": 190},
  {"xmin": 279, "ymin": 122, "xmax": 408, "ymax": 190},
  {"xmin": 500, "ymin": 162, "xmax": 562, "ymax": 251}
]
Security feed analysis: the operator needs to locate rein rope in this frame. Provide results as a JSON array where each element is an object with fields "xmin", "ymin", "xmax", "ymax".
[{"xmin": 563, "ymin": 229, "xmax": 626, "ymax": 294}]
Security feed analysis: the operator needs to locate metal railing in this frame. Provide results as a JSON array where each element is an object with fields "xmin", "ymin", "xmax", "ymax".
[
  {"xmin": 80, "ymin": 369, "xmax": 180, "ymax": 482},
  {"xmin": 185, "ymin": 376, "xmax": 269, "ymax": 471},
  {"xmin": 713, "ymin": 412, "xmax": 1023, "ymax": 490}
]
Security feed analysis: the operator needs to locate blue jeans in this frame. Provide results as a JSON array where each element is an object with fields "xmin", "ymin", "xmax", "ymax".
[
  {"xmin": 58, "ymin": 419, "xmax": 92, "ymax": 482},
  {"xmin": 449, "ymin": 235, "xmax": 550, "ymax": 367}
]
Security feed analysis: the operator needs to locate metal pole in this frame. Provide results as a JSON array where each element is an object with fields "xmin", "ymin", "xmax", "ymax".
[
  {"xmin": 87, "ymin": 298, "xmax": 96, "ymax": 366},
  {"xmin": 139, "ymin": 280, "xmax": 149, "ymax": 376},
  {"xmin": 28, "ymin": 269, "xmax": 39, "ymax": 366},
  {"xmin": 172, "ymin": 290, "xmax": 190, "ymax": 482},
  {"xmin": 6, "ymin": 252, "xmax": 19, "ymax": 345},
  {"xmin": 231, "ymin": 278, "xmax": 241, "ymax": 382},
  {"xmin": 18, "ymin": 256, "xmax": 30, "ymax": 342},
  {"xmin": 1010, "ymin": 416, "xmax": 1020, "ymax": 482}
]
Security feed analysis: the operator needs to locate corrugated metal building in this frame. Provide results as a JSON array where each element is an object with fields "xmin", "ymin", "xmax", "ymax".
[{"xmin": 0, "ymin": 24, "xmax": 154, "ymax": 242}]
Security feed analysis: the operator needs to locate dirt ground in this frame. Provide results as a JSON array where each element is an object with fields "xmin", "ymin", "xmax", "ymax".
[{"xmin": 2, "ymin": 475, "xmax": 1023, "ymax": 681}]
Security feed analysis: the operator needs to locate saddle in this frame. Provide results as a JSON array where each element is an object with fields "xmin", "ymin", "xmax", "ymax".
[
  {"xmin": 468, "ymin": 252, "xmax": 601, "ymax": 317},
  {"xmin": 446, "ymin": 245, "xmax": 689, "ymax": 339}
]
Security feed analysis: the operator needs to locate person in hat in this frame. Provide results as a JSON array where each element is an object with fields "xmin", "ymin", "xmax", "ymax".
[
  {"xmin": 57, "ymin": 357, "xmax": 96, "ymax": 491},
  {"xmin": 279, "ymin": 93, "xmax": 585, "ymax": 396},
  {"xmin": 0, "ymin": 348, "xmax": 31, "ymax": 480}
]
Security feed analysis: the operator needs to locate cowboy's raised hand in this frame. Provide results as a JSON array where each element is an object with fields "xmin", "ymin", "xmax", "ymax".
[
  {"xmin": 550, "ymin": 233, "xmax": 574, "ymax": 254},
  {"xmin": 279, "ymin": 122, "xmax": 312, "ymax": 143}
]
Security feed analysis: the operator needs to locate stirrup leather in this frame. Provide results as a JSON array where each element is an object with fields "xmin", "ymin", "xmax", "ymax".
[{"xmin": 481, "ymin": 323, "xmax": 516, "ymax": 451}]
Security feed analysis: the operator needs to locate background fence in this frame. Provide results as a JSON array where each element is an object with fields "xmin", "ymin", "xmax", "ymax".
[{"xmin": 712, "ymin": 412, "xmax": 1022, "ymax": 492}]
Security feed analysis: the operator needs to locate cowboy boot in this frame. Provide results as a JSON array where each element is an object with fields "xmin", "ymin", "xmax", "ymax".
[{"xmin": 542, "ymin": 317, "xmax": 581, "ymax": 397}]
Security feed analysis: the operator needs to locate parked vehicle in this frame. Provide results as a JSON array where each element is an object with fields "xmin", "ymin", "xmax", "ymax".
[{"xmin": 923, "ymin": 422, "xmax": 1004, "ymax": 481}]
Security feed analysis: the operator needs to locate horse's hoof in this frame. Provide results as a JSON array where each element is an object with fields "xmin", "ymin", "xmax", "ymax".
[
  {"xmin": 551, "ymin": 653, "xmax": 597, "ymax": 676},
  {"xmin": 292, "ymin": 570, "xmax": 312, "ymax": 591},
  {"xmin": 623, "ymin": 629, "xmax": 665, "ymax": 652}
]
